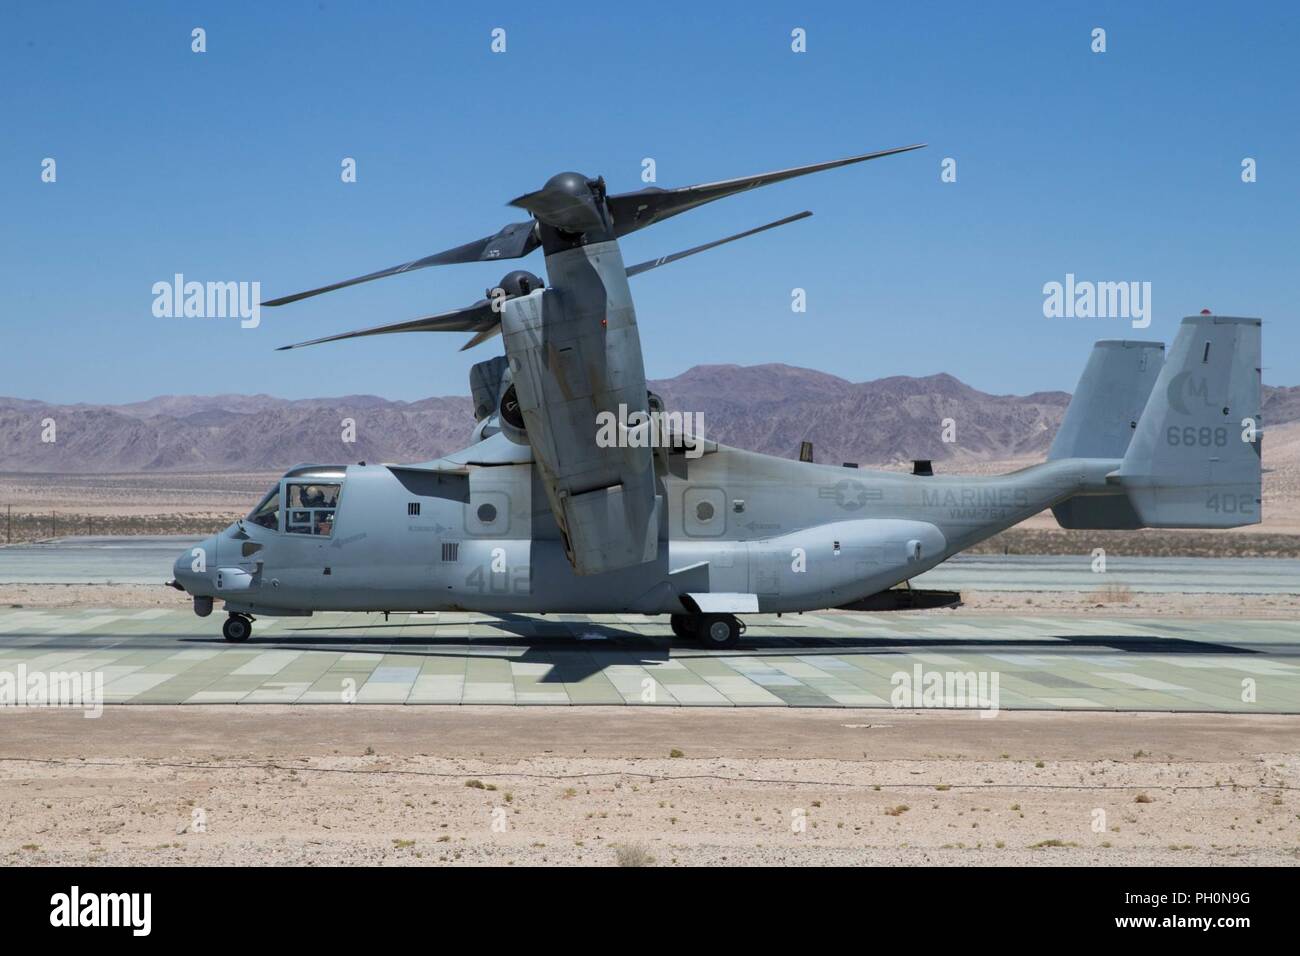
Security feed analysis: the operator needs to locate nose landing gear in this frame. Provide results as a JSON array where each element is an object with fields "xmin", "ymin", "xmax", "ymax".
[{"xmin": 222, "ymin": 613, "xmax": 253, "ymax": 642}]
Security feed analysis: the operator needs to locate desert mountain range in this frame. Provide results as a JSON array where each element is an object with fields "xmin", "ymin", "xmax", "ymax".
[{"xmin": 2, "ymin": 364, "xmax": 1297, "ymax": 474}]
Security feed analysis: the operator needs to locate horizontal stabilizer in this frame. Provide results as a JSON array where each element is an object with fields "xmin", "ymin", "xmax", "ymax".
[{"xmin": 1051, "ymin": 495, "xmax": 1145, "ymax": 531}]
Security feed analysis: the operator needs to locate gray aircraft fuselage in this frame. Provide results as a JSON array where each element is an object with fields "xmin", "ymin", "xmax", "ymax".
[
  {"xmin": 173, "ymin": 442, "xmax": 1119, "ymax": 617},
  {"xmin": 183, "ymin": 143, "xmax": 1260, "ymax": 631}
]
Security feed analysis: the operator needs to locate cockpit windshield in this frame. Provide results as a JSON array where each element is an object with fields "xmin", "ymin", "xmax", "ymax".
[
  {"xmin": 248, "ymin": 486, "xmax": 280, "ymax": 530},
  {"xmin": 245, "ymin": 469, "xmax": 345, "ymax": 535}
]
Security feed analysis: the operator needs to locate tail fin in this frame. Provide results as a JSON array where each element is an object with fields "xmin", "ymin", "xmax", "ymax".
[
  {"xmin": 1050, "ymin": 340, "xmax": 1165, "ymax": 459},
  {"xmin": 1116, "ymin": 315, "xmax": 1262, "ymax": 528},
  {"xmin": 1049, "ymin": 340, "xmax": 1164, "ymax": 529}
]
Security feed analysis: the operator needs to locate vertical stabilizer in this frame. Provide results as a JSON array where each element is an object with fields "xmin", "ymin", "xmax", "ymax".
[
  {"xmin": 1117, "ymin": 315, "xmax": 1262, "ymax": 528},
  {"xmin": 1049, "ymin": 340, "xmax": 1163, "ymax": 529},
  {"xmin": 1048, "ymin": 340, "xmax": 1164, "ymax": 460}
]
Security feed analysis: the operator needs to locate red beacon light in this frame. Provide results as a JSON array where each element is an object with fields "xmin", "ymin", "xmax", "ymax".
[{"xmin": 1200, "ymin": 309, "xmax": 1212, "ymax": 315}]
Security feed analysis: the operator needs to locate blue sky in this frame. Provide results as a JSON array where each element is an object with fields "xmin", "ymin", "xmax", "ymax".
[{"xmin": 2, "ymin": 1, "xmax": 1296, "ymax": 404}]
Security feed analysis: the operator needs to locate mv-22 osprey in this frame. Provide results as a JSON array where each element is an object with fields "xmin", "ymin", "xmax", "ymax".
[{"xmin": 171, "ymin": 145, "xmax": 1263, "ymax": 645}]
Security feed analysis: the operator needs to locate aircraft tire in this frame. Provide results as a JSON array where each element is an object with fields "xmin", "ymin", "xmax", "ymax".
[
  {"xmin": 669, "ymin": 614, "xmax": 697, "ymax": 639},
  {"xmin": 698, "ymin": 614, "xmax": 741, "ymax": 649},
  {"xmin": 222, "ymin": 614, "xmax": 252, "ymax": 643}
]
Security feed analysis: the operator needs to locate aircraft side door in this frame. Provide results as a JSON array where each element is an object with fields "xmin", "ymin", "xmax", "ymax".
[{"xmin": 274, "ymin": 480, "xmax": 338, "ymax": 604}]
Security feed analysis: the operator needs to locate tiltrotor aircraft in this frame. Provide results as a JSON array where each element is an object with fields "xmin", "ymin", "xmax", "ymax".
[{"xmin": 170, "ymin": 145, "xmax": 1263, "ymax": 645}]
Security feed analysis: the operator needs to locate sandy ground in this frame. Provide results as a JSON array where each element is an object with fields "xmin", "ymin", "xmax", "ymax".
[
  {"xmin": 955, "ymin": 589, "xmax": 1300, "ymax": 617},
  {"xmin": 2, "ymin": 582, "xmax": 1298, "ymax": 617},
  {"xmin": 0, "ymin": 583, "xmax": 197, "ymax": 609},
  {"xmin": 0, "ymin": 472, "xmax": 260, "ymax": 542},
  {"xmin": 0, "ymin": 707, "xmax": 1295, "ymax": 866},
  {"xmin": 0, "ymin": 471, "xmax": 276, "ymax": 518}
]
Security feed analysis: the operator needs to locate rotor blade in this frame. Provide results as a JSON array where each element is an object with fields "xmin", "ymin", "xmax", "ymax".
[
  {"xmin": 624, "ymin": 211, "xmax": 812, "ymax": 278},
  {"xmin": 459, "ymin": 323, "xmax": 505, "ymax": 352},
  {"xmin": 261, "ymin": 221, "xmax": 538, "ymax": 307},
  {"xmin": 607, "ymin": 144, "xmax": 924, "ymax": 238},
  {"xmin": 275, "ymin": 301, "xmax": 496, "ymax": 351}
]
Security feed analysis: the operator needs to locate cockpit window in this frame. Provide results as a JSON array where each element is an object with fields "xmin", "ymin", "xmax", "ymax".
[
  {"xmin": 248, "ymin": 487, "xmax": 281, "ymax": 530},
  {"xmin": 285, "ymin": 482, "xmax": 341, "ymax": 536}
]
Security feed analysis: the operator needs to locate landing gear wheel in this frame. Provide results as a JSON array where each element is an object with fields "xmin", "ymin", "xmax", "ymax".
[
  {"xmin": 669, "ymin": 614, "xmax": 697, "ymax": 640},
  {"xmin": 698, "ymin": 614, "xmax": 742, "ymax": 649},
  {"xmin": 222, "ymin": 614, "xmax": 252, "ymax": 643}
]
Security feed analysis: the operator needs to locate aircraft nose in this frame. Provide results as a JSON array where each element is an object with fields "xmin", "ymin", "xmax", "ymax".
[
  {"xmin": 172, "ymin": 551, "xmax": 191, "ymax": 589},
  {"xmin": 172, "ymin": 536, "xmax": 216, "ymax": 594}
]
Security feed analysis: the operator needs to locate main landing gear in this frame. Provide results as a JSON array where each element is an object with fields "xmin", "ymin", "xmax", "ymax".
[
  {"xmin": 222, "ymin": 613, "xmax": 253, "ymax": 642},
  {"xmin": 669, "ymin": 613, "xmax": 745, "ymax": 648}
]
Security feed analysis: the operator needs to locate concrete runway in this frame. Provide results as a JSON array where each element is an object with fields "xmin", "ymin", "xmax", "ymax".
[
  {"xmin": 0, "ymin": 536, "xmax": 188, "ymax": 585},
  {"xmin": 0, "ymin": 534, "xmax": 1296, "ymax": 593},
  {"xmin": 0, "ymin": 607, "xmax": 1296, "ymax": 711}
]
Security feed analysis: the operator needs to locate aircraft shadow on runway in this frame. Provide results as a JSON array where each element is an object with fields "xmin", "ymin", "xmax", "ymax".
[
  {"xmin": 162, "ymin": 613, "xmax": 1277, "ymax": 684},
  {"xmin": 7, "ymin": 617, "xmax": 1280, "ymax": 686}
]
